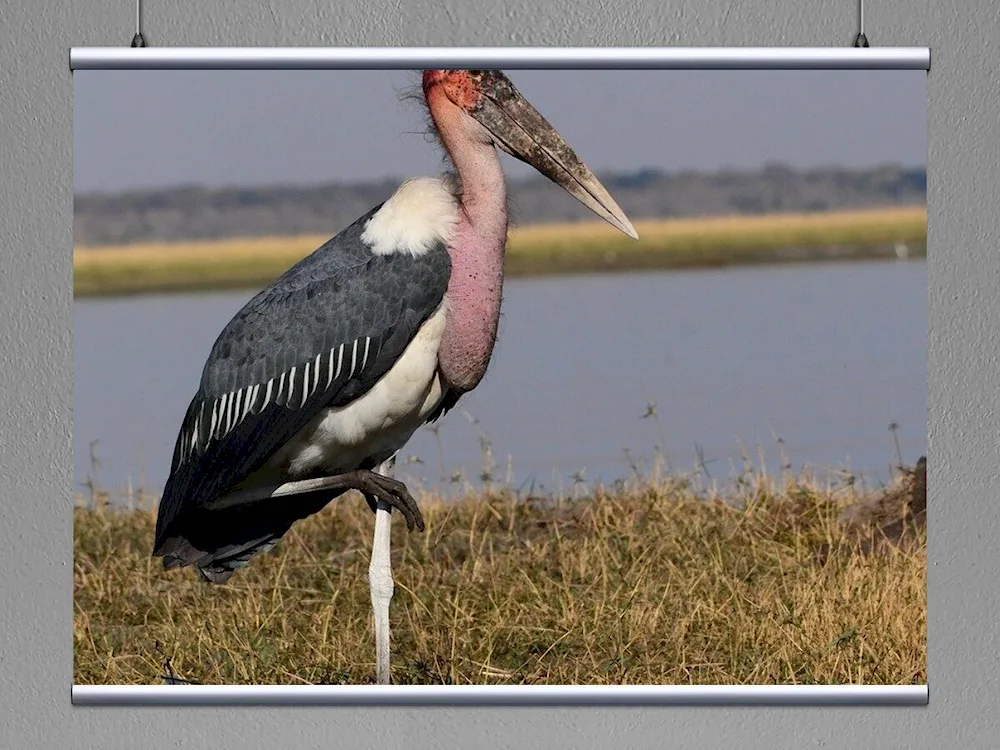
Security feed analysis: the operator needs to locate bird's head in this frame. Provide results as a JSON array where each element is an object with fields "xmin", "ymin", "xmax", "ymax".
[{"xmin": 422, "ymin": 69, "xmax": 637, "ymax": 240}]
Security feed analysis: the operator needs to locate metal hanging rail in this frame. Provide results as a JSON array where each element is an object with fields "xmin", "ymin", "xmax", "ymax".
[{"xmin": 69, "ymin": 46, "xmax": 930, "ymax": 71}]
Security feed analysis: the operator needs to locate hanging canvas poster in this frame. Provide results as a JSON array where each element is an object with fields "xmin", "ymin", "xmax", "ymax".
[{"xmin": 72, "ymin": 61, "xmax": 927, "ymax": 692}]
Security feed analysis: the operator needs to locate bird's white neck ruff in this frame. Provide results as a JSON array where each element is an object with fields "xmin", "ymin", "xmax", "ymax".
[{"xmin": 361, "ymin": 177, "xmax": 459, "ymax": 257}]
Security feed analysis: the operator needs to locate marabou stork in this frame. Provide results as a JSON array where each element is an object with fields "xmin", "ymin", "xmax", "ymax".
[{"xmin": 152, "ymin": 69, "xmax": 637, "ymax": 684}]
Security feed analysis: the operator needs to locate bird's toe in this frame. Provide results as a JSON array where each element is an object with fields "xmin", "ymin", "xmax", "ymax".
[{"xmin": 370, "ymin": 473, "xmax": 424, "ymax": 532}]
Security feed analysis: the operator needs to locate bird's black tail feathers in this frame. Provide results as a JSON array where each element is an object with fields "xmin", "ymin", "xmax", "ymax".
[{"xmin": 153, "ymin": 488, "xmax": 349, "ymax": 583}]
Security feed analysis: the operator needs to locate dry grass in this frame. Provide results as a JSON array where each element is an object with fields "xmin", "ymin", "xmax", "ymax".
[
  {"xmin": 74, "ymin": 206, "xmax": 927, "ymax": 296},
  {"xmin": 74, "ymin": 469, "xmax": 926, "ymax": 686}
]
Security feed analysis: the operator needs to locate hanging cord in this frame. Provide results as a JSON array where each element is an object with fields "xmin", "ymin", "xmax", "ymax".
[
  {"xmin": 131, "ymin": 0, "xmax": 146, "ymax": 47},
  {"xmin": 853, "ymin": 0, "xmax": 869, "ymax": 47}
]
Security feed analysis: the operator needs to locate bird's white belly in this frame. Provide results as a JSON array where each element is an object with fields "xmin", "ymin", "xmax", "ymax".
[{"xmin": 270, "ymin": 303, "xmax": 448, "ymax": 478}]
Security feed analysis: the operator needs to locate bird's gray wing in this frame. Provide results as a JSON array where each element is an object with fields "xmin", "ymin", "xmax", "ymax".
[{"xmin": 153, "ymin": 204, "xmax": 451, "ymax": 560}]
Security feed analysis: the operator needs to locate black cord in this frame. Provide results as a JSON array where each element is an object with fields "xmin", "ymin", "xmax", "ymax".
[
  {"xmin": 130, "ymin": 0, "xmax": 146, "ymax": 47},
  {"xmin": 853, "ymin": 0, "xmax": 869, "ymax": 47}
]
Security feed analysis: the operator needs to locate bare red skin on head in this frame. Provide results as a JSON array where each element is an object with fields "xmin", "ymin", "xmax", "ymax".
[{"xmin": 422, "ymin": 70, "xmax": 483, "ymax": 112}]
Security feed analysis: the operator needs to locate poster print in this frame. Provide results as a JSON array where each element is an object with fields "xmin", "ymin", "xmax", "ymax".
[{"xmin": 73, "ymin": 67, "xmax": 926, "ymax": 687}]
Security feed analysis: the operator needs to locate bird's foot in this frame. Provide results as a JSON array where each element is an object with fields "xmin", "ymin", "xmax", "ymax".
[
  {"xmin": 341, "ymin": 470, "xmax": 424, "ymax": 532},
  {"xmin": 363, "ymin": 492, "xmax": 380, "ymax": 517}
]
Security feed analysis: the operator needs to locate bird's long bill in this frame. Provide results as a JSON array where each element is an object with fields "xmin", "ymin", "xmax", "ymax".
[{"xmin": 474, "ymin": 80, "xmax": 639, "ymax": 240}]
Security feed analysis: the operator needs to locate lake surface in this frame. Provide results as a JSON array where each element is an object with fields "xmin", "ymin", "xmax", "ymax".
[{"xmin": 74, "ymin": 260, "xmax": 926, "ymax": 502}]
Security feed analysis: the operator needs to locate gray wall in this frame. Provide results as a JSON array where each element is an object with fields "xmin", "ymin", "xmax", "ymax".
[{"xmin": 2, "ymin": 0, "xmax": 995, "ymax": 746}]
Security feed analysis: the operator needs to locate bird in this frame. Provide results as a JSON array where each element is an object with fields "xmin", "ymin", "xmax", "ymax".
[{"xmin": 152, "ymin": 69, "xmax": 638, "ymax": 685}]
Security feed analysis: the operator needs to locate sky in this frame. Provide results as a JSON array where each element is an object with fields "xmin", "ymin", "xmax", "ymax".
[{"xmin": 73, "ymin": 69, "xmax": 926, "ymax": 194}]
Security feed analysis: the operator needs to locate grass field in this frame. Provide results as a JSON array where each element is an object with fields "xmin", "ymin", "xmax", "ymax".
[
  {"xmin": 74, "ymin": 466, "xmax": 926, "ymax": 686},
  {"xmin": 74, "ymin": 206, "xmax": 927, "ymax": 297}
]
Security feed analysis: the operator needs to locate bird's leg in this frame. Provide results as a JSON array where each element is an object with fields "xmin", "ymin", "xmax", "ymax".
[
  {"xmin": 369, "ymin": 499, "xmax": 393, "ymax": 685},
  {"xmin": 212, "ymin": 468, "xmax": 424, "ymax": 531},
  {"xmin": 216, "ymin": 461, "xmax": 414, "ymax": 684},
  {"xmin": 368, "ymin": 455, "xmax": 397, "ymax": 685}
]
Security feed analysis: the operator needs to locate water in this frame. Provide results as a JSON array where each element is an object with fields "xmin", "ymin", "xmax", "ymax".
[{"xmin": 74, "ymin": 260, "xmax": 926, "ymax": 502}]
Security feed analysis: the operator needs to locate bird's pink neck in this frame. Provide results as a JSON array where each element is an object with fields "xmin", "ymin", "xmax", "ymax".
[{"xmin": 431, "ymin": 102, "xmax": 509, "ymax": 393}]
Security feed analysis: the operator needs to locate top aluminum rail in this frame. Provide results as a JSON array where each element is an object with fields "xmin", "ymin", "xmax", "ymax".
[{"xmin": 69, "ymin": 46, "xmax": 931, "ymax": 71}]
